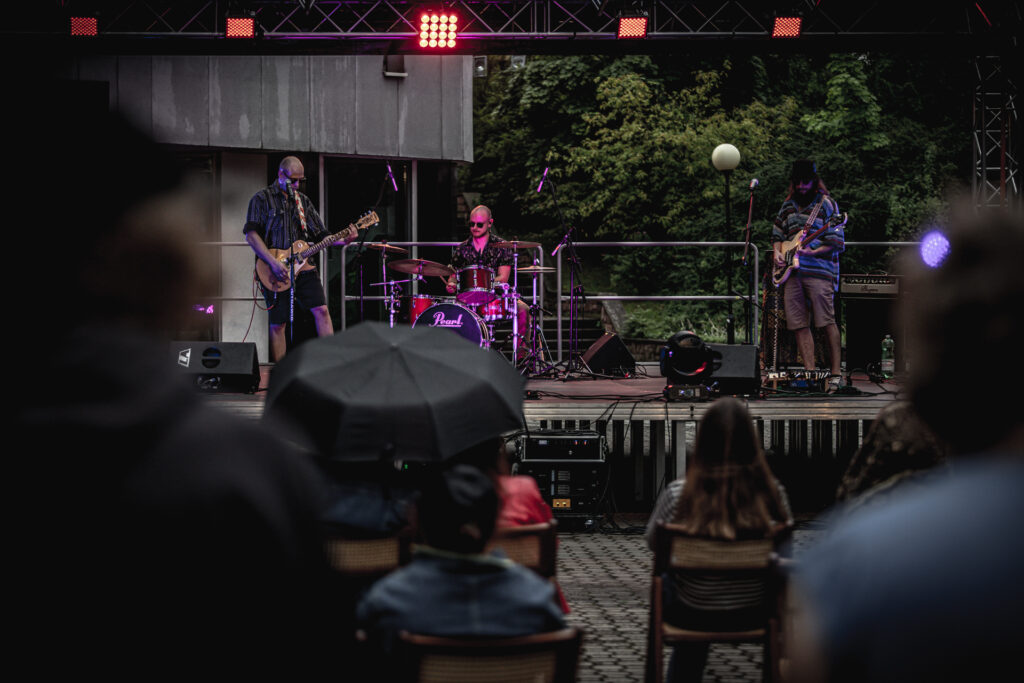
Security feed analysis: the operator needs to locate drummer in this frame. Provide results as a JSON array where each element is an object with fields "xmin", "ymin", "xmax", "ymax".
[{"xmin": 445, "ymin": 205, "xmax": 530, "ymax": 354}]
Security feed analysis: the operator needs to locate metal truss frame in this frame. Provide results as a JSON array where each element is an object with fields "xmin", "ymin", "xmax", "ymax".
[
  {"xmin": 973, "ymin": 55, "xmax": 1020, "ymax": 209},
  {"xmin": 28, "ymin": 1, "xmax": 1022, "ymax": 46}
]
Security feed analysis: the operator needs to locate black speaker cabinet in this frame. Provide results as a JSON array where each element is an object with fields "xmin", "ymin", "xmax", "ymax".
[
  {"xmin": 581, "ymin": 333, "xmax": 636, "ymax": 377},
  {"xmin": 705, "ymin": 343, "xmax": 761, "ymax": 396},
  {"xmin": 842, "ymin": 298, "xmax": 904, "ymax": 374},
  {"xmin": 170, "ymin": 341, "xmax": 261, "ymax": 393}
]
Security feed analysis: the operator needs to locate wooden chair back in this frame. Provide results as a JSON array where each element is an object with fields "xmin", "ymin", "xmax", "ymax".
[
  {"xmin": 396, "ymin": 627, "xmax": 583, "ymax": 683},
  {"xmin": 486, "ymin": 521, "xmax": 558, "ymax": 578},
  {"xmin": 645, "ymin": 522, "xmax": 792, "ymax": 683}
]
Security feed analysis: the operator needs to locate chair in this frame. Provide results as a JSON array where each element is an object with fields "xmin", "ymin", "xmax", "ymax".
[
  {"xmin": 645, "ymin": 522, "xmax": 792, "ymax": 683},
  {"xmin": 768, "ymin": 556, "xmax": 799, "ymax": 683},
  {"xmin": 323, "ymin": 526, "xmax": 414, "ymax": 579},
  {"xmin": 486, "ymin": 521, "xmax": 558, "ymax": 578},
  {"xmin": 395, "ymin": 627, "xmax": 583, "ymax": 683}
]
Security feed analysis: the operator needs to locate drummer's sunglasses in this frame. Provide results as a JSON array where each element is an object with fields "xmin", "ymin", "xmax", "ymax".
[{"xmin": 470, "ymin": 220, "xmax": 489, "ymax": 227}]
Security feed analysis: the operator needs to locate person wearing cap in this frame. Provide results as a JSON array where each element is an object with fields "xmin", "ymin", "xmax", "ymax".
[
  {"xmin": 356, "ymin": 464, "xmax": 566, "ymax": 653},
  {"xmin": 771, "ymin": 160, "xmax": 845, "ymax": 391},
  {"xmin": 244, "ymin": 156, "xmax": 355, "ymax": 361}
]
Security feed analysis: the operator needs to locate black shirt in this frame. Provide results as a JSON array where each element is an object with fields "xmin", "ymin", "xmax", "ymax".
[
  {"xmin": 243, "ymin": 184, "xmax": 328, "ymax": 251},
  {"xmin": 450, "ymin": 232, "xmax": 513, "ymax": 273}
]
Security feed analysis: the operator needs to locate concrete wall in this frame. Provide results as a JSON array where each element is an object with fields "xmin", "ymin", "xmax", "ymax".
[
  {"xmin": 67, "ymin": 54, "xmax": 473, "ymax": 161},
  {"xmin": 66, "ymin": 54, "xmax": 473, "ymax": 356}
]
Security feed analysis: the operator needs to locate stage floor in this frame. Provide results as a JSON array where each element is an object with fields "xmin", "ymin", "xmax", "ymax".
[{"xmin": 203, "ymin": 362, "xmax": 902, "ymax": 426}]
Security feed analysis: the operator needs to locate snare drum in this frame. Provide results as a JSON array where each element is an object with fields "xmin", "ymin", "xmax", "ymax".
[
  {"xmin": 412, "ymin": 301, "xmax": 491, "ymax": 349},
  {"xmin": 401, "ymin": 294, "xmax": 435, "ymax": 325},
  {"xmin": 455, "ymin": 265, "xmax": 496, "ymax": 305},
  {"xmin": 478, "ymin": 283, "xmax": 515, "ymax": 322}
]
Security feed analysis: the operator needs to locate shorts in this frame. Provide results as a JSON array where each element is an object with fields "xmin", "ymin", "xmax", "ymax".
[
  {"xmin": 783, "ymin": 275, "xmax": 836, "ymax": 330},
  {"xmin": 262, "ymin": 270, "xmax": 327, "ymax": 326}
]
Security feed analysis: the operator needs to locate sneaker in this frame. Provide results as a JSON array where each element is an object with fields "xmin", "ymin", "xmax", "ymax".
[{"xmin": 826, "ymin": 375, "xmax": 842, "ymax": 394}]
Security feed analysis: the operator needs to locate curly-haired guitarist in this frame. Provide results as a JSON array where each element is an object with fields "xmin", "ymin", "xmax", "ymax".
[{"xmin": 771, "ymin": 159, "xmax": 846, "ymax": 391}]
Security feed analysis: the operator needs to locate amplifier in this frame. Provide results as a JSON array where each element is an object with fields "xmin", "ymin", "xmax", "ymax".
[
  {"xmin": 516, "ymin": 460, "xmax": 608, "ymax": 515},
  {"xmin": 840, "ymin": 274, "xmax": 900, "ymax": 297},
  {"xmin": 520, "ymin": 430, "xmax": 605, "ymax": 461}
]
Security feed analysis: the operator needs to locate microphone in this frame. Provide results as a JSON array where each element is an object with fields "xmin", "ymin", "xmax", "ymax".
[
  {"xmin": 551, "ymin": 239, "xmax": 566, "ymax": 258},
  {"xmin": 536, "ymin": 167, "xmax": 549, "ymax": 193},
  {"xmin": 387, "ymin": 162, "xmax": 398, "ymax": 192},
  {"xmin": 749, "ymin": 178, "xmax": 759, "ymax": 190}
]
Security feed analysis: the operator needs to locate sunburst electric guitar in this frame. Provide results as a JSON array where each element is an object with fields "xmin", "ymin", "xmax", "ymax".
[
  {"xmin": 256, "ymin": 211, "xmax": 380, "ymax": 292},
  {"xmin": 772, "ymin": 212, "xmax": 848, "ymax": 287}
]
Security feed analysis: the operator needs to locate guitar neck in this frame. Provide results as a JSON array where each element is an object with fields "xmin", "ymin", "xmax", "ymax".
[{"xmin": 297, "ymin": 227, "xmax": 353, "ymax": 260}]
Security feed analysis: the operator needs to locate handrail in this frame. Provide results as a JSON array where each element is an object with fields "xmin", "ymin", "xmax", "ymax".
[
  {"xmin": 202, "ymin": 240, "xmax": 923, "ymax": 349},
  {"xmin": 555, "ymin": 242, "xmax": 762, "ymax": 361}
]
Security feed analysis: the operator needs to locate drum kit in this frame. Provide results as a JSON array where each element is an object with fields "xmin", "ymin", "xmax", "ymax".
[{"xmin": 364, "ymin": 239, "xmax": 552, "ymax": 371}]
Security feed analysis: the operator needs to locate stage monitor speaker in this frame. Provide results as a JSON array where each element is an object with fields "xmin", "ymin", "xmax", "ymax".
[
  {"xmin": 170, "ymin": 341, "xmax": 260, "ymax": 394},
  {"xmin": 581, "ymin": 333, "xmax": 636, "ymax": 377},
  {"xmin": 705, "ymin": 343, "xmax": 760, "ymax": 396}
]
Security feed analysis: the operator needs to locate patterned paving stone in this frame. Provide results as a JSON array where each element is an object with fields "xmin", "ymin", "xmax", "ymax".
[{"xmin": 557, "ymin": 514, "xmax": 822, "ymax": 682}]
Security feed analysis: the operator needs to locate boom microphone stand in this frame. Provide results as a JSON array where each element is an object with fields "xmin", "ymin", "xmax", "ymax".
[{"xmin": 537, "ymin": 168, "xmax": 594, "ymax": 380}]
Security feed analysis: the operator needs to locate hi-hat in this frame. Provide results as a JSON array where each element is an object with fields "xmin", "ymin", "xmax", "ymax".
[
  {"xmin": 518, "ymin": 265, "xmax": 555, "ymax": 274},
  {"xmin": 492, "ymin": 240, "xmax": 542, "ymax": 250},
  {"xmin": 366, "ymin": 242, "xmax": 408, "ymax": 254},
  {"xmin": 388, "ymin": 259, "xmax": 453, "ymax": 277}
]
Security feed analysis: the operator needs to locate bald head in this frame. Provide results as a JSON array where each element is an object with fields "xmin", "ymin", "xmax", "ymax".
[{"xmin": 277, "ymin": 156, "xmax": 306, "ymax": 192}]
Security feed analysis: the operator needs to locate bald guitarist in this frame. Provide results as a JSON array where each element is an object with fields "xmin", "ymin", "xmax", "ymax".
[
  {"xmin": 244, "ymin": 156, "xmax": 356, "ymax": 362},
  {"xmin": 771, "ymin": 159, "xmax": 846, "ymax": 392}
]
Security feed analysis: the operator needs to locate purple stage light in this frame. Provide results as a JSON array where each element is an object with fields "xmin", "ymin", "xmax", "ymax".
[{"xmin": 920, "ymin": 230, "xmax": 950, "ymax": 268}]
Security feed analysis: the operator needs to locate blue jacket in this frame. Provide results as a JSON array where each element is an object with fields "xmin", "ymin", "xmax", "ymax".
[{"xmin": 356, "ymin": 545, "xmax": 567, "ymax": 651}]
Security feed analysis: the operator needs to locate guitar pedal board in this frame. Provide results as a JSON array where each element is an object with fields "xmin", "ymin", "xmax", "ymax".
[{"xmin": 764, "ymin": 369, "xmax": 832, "ymax": 392}]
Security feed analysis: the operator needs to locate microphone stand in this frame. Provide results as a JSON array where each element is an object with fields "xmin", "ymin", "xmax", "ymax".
[
  {"xmin": 540, "ymin": 173, "xmax": 593, "ymax": 380},
  {"xmin": 741, "ymin": 181, "xmax": 757, "ymax": 344},
  {"xmin": 286, "ymin": 185, "xmax": 297, "ymax": 347}
]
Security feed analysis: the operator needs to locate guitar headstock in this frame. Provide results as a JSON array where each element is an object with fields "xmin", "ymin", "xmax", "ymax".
[{"xmin": 354, "ymin": 211, "xmax": 380, "ymax": 231}]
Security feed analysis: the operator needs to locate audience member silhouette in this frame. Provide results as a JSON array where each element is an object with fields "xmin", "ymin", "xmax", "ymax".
[
  {"xmin": 790, "ymin": 202, "xmax": 1024, "ymax": 683},
  {"xmin": 11, "ymin": 83, "xmax": 336, "ymax": 678},
  {"xmin": 646, "ymin": 397, "xmax": 793, "ymax": 683},
  {"xmin": 835, "ymin": 400, "xmax": 951, "ymax": 516},
  {"xmin": 452, "ymin": 436, "xmax": 571, "ymax": 613},
  {"xmin": 356, "ymin": 464, "xmax": 567, "ymax": 654}
]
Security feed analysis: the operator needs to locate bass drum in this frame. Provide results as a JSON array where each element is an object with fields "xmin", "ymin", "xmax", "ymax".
[{"xmin": 412, "ymin": 302, "xmax": 491, "ymax": 349}]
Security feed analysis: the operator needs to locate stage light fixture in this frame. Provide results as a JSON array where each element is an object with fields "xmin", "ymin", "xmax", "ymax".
[
  {"xmin": 419, "ymin": 11, "xmax": 458, "ymax": 49},
  {"xmin": 226, "ymin": 15, "xmax": 256, "ymax": 39},
  {"xmin": 617, "ymin": 15, "xmax": 648, "ymax": 39},
  {"xmin": 771, "ymin": 16, "xmax": 803, "ymax": 38},
  {"xmin": 70, "ymin": 16, "xmax": 98, "ymax": 37},
  {"xmin": 660, "ymin": 331, "xmax": 713, "ymax": 385}
]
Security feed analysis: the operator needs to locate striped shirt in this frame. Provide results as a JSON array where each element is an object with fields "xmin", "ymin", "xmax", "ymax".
[
  {"xmin": 645, "ymin": 478, "xmax": 792, "ymax": 611},
  {"xmin": 243, "ymin": 184, "xmax": 328, "ymax": 251},
  {"xmin": 772, "ymin": 190, "xmax": 845, "ymax": 288}
]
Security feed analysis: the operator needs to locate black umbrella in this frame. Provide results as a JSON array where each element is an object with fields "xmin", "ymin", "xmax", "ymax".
[{"xmin": 264, "ymin": 321, "xmax": 526, "ymax": 462}]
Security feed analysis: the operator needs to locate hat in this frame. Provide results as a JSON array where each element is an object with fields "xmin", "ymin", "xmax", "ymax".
[
  {"xmin": 418, "ymin": 464, "xmax": 499, "ymax": 553},
  {"xmin": 790, "ymin": 159, "xmax": 818, "ymax": 183}
]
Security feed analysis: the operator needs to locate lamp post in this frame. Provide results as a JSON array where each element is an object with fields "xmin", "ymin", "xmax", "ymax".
[{"xmin": 712, "ymin": 143, "xmax": 740, "ymax": 344}]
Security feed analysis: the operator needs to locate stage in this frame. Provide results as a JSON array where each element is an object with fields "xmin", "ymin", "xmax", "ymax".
[{"xmin": 202, "ymin": 361, "xmax": 900, "ymax": 515}]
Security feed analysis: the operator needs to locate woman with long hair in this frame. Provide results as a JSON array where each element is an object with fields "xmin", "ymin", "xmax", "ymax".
[{"xmin": 645, "ymin": 397, "xmax": 792, "ymax": 682}]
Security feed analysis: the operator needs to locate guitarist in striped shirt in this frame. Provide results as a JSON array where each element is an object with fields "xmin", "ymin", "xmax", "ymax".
[
  {"xmin": 771, "ymin": 160, "xmax": 845, "ymax": 391},
  {"xmin": 244, "ymin": 156, "xmax": 354, "ymax": 361}
]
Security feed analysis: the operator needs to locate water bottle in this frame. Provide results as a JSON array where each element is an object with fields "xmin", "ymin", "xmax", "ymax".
[{"xmin": 881, "ymin": 334, "xmax": 895, "ymax": 379}]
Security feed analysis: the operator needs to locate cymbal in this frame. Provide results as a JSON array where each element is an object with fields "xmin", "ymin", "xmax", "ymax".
[
  {"xmin": 518, "ymin": 265, "xmax": 555, "ymax": 274},
  {"xmin": 492, "ymin": 240, "xmax": 542, "ymax": 250},
  {"xmin": 388, "ymin": 258, "xmax": 453, "ymax": 277},
  {"xmin": 366, "ymin": 242, "xmax": 408, "ymax": 254}
]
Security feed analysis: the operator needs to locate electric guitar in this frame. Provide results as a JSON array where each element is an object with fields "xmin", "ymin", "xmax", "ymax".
[
  {"xmin": 256, "ymin": 211, "xmax": 380, "ymax": 292},
  {"xmin": 772, "ymin": 212, "xmax": 849, "ymax": 287}
]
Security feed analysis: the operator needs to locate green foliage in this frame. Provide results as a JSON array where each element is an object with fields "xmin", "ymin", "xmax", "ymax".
[{"xmin": 462, "ymin": 52, "xmax": 971, "ymax": 339}]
